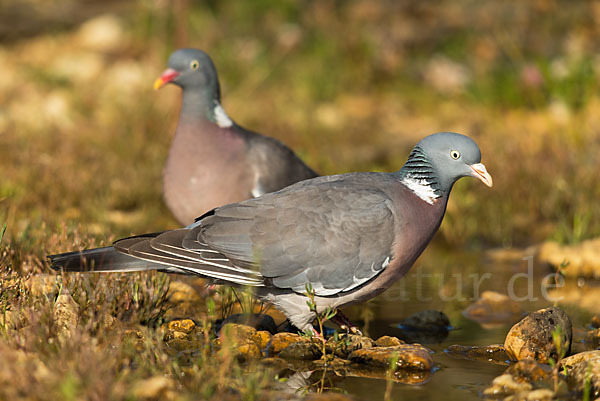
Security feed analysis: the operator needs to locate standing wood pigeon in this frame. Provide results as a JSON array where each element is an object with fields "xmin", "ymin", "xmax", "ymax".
[
  {"xmin": 155, "ymin": 48, "xmax": 318, "ymax": 225},
  {"xmin": 49, "ymin": 132, "xmax": 492, "ymax": 332}
]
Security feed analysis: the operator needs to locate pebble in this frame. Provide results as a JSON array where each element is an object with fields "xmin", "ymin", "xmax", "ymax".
[
  {"xmin": 348, "ymin": 344, "xmax": 434, "ymax": 371},
  {"xmin": 328, "ymin": 334, "xmax": 373, "ymax": 358},
  {"xmin": 374, "ymin": 335, "xmax": 404, "ymax": 347},
  {"xmin": 218, "ymin": 323, "xmax": 265, "ymax": 359},
  {"xmin": 482, "ymin": 374, "xmax": 532, "ymax": 397},
  {"xmin": 53, "ymin": 293, "xmax": 79, "ymax": 340},
  {"xmin": 561, "ymin": 351, "xmax": 600, "ymax": 397},
  {"xmin": 266, "ymin": 332, "xmax": 309, "ymax": 356},
  {"xmin": 279, "ymin": 341, "xmax": 323, "ymax": 360},
  {"xmin": 505, "ymin": 359, "xmax": 553, "ymax": 383},
  {"xmin": 504, "ymin": 307, "xmax": 572, "ymax": 363}
]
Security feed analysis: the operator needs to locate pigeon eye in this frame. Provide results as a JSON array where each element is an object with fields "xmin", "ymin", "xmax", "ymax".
[
  {"xmin": 190, "ymin": 60, "xmax": 199, "ymax": 70},
  {"xmin": 450, "ymin": 150, "xmax": 460, "ymax": 160}
]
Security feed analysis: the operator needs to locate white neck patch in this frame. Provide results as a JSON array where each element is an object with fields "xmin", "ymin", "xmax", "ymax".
[
  {"xmin": 213, "ymin": 101, "xmax": 233, "ymax": 128},
  {"xmin": 401, "ymin": 177, "xmax": 440, "ymax": 205}
]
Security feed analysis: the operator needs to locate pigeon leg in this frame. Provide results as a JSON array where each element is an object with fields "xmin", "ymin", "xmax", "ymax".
[
  {"xmin": 311, "ymin": 326, "xmax": 326, "ymax": 342},
  {"xmin": 331, "ymin": 309, "xmax": 363, "ymax": 335}
]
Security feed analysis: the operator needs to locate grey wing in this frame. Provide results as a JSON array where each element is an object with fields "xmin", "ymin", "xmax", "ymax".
[
  {"xmin": 190, "ymin": 180, "xmax": 395, "ymax": 296},
  {"xmin": 244, "ymin": 133, "xmax": 318, "ymax": 197}
]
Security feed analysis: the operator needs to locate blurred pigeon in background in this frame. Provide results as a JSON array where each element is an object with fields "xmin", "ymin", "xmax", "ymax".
[{"xmin": 155, "ymin": 48, "xmax": 318, "ymax": 225}]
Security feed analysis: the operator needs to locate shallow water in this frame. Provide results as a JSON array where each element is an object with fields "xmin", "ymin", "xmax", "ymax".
[{"xmin": 309, "ymin": 245, "xmax": 592, "ymax": 400}]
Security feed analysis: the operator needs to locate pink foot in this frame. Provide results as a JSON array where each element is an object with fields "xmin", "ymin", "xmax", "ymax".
[{"xmin": 331, "ymin": 310, "xmax": 363, "ymax": 335}]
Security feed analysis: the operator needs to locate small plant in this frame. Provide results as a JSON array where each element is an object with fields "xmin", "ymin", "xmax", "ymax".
[
  {"xmin": 214, "ymin": 286, "xmax": 267, "ymax": 320},
  {"xmin": 304, "ymin": 283, "xmax": 336, "ymax": 357},
  {"xmin": 583, "ymin": 363, "xmax": 592, "ymax": 401},
  {"xmin": 548, "ymin": 325, "xmax": 568, "ymax": 392}
]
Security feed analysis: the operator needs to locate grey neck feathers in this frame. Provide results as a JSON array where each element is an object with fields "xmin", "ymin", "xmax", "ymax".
[
  {"xmin": 180, "ymin": 83, "xmax": 233, "ymax": 128},
  {"xmin": 396, "ymin": 146, "xmax": 445, "ymax": 200}
]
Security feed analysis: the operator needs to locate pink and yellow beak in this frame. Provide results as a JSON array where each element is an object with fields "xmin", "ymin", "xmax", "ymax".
[
  {"xmin": 469, "ymin": 163, "xmax": 493, "ymax": 187},
  {"xmin": 153, "ymin": 68, "xmax": 180, "ymax": 90}
]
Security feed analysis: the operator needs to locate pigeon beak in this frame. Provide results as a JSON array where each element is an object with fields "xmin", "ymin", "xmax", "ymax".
[
  {"xmin": 469, "ymin": 163, "xmax": 493, "ymax": 187},
  {"xmin": 153, "ymin": 68, "xmax": 180, "ymax": 90}
]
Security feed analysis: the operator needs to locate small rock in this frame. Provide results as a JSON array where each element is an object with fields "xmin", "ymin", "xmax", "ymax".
[
  {"xmin": 559, "ymin": 350, "xmax": 600, "ymax": 371},
  {"xmin": 168, "ymin": 318, "xmax": 195, "ymax": 334},
  {"xmin": 504, "ymin": 307, "xmax": 572, "ymax": 363},
  {"xmin": 266, "ymin": 332, "xmax": 308, "ymax": 355},
  {"xmin": 483, "ymin": 374, "xmax": 532, "ymax": 398},
  {"xmin": 463, "ymin": 291, "xmax": 524, "ymax": 326},
  {"xmin": 585, "ymin": 328, "xmax": 600, "ymax": 350},
  {"xmin": 53, "ymin": 293, "xmax": 79, "ymax": 340},
  {"xmin": 329, "ymin": 334, "xmax": 373, "ymax": 358},
  {"xmin": 279, "ymin": 341, "xmax": 323, "ymax": 360},
  {"xmin": 562, "ymin": 351, "xmax": 600, "ymax": 397},
  {"xmin": 254, "ymin": 330, "xmax": 272, "ymax": 350},
  {"xmin": 591, "ymin": 315, "xmax": 600, "ymax": 328},
  {"xmin": 399, "ymin": 310, "xmax": 450, "ymax": 331},
  {"xmin": 446, "ymin": 344, "xmax": 509, "ymax": 364},
  {"xmin": 130, "ymin": 376, "xmax": 176, "ymax": 400},
  {"xmin": 162, "ymin": 319, "xmax": 196, "ymax": 341},
  {"xmin": 374, "ymin": 336, "xmax": 404, "ymax": 347},
  {"xmin": 505, "ymin": 359, "xmax": 553, "ymax": 383},
  {"xmin": 218, "ymin": 323, "xmax": 263, "ymax": 358},
  {"xmin": 219, "ymin": 323, "xmax": 256, "ymax": 344},
  {"xmin": 525, "ymin": 388, "xmax": 556, "ymax": 401},
  {"xmin": 166, "ymin": 338, "xmax": 202, "ymax": 352},
  {"xmin": 235, "ymin": 341, "xmax": 262, "ymax": 359},
  {"xmin": 348, "ymin": 344, "xmax": 434, "ymax": 371}
]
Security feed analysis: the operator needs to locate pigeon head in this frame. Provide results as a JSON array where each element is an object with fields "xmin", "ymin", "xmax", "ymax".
[
  {"xmin": 154, "ymin": 48, "xmax": 220, "ymax": 98},
  {"xmin": 154, "ymin": 48, "xmax": 235, "ymax": 127},
  {"xmin": 398, "ymin": 132, "xmax": 492, "ymax": 202}
]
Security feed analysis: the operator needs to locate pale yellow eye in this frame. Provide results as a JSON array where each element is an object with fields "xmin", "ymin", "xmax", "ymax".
[
  {"xmin": 190, "ymin": 60, "xmax": 199, "ymax": 70},
  {"xmin": 450, "ymin": 150, "xmax": 460, "ymax": 159}
]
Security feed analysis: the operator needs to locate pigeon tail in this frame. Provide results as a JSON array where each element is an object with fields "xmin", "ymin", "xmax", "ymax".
[{"xmin": 48, "ymin": 246, "xmax": 167, "ymax": 273}]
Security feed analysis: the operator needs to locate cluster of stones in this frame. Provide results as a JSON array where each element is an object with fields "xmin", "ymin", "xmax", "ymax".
[
  {"xmin": 161, "ymin": 318, "xmax": 435, "ymax": 384},
  {"xmin": 450, "ymin": 303, "xmax": 600, "ymax": 400}
]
